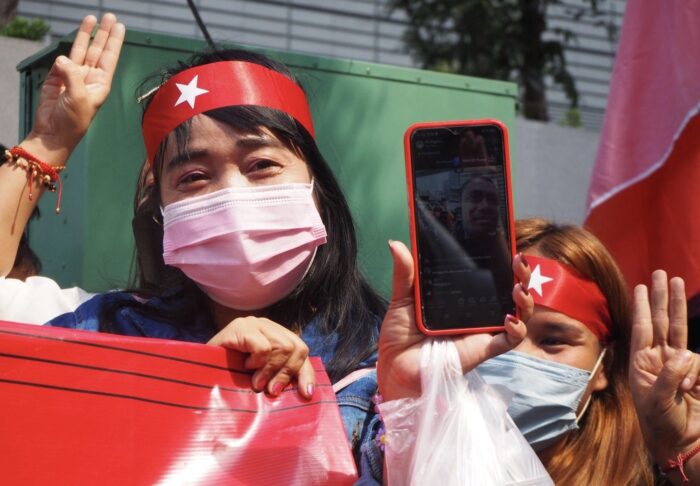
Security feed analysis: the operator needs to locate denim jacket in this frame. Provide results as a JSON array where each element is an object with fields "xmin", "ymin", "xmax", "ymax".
[{"xmin": 46, "ymin": 291, "xmax": 384, "ymax": 483}]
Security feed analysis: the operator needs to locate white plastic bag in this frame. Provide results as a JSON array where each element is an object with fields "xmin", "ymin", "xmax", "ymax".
[{"xmin": 379, "ymin": 339, "xmax": 553, "ymax": 486}]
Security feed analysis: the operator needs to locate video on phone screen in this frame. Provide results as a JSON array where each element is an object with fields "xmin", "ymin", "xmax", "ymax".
[{"xmin": 411, "ymin": 125, "xmax": 515, "ymax": 329}]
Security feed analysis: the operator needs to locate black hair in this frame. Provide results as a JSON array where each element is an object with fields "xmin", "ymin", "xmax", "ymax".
[{"xmin": 106, "ymin": 49, "xmax": 386, "ymax": 382}]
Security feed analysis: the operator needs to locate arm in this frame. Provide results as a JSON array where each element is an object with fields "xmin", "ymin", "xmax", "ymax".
[
  {"xmin": 0, "ymin": 13, "xmax": 124, "ymax": 276},
  {"xmin": 630, "ymin": 270, "xmax": 700, "ymax": 485}
]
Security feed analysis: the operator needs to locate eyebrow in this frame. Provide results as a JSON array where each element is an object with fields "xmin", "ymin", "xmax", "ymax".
[
  {"xmin": 235, "ymin": 134, "xmax": 285, "ymax": 150},
  {"xmin": 541, "ymin": 321, "xmax": 586, "ymax": 337},
  {"xmin": 165, "ymin": 148, "xmax": 209, "ymax": 172},
  {"xmin": 164, "ymin": 134, "xmax": 287, "ymax": 171}
]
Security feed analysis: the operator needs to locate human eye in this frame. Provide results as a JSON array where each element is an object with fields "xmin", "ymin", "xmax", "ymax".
[
  {"xmin": 176, "ymin": 170, "xmax": 209, "ymax": 187},
  {"xmin": 245, "ymin": 157, "xmax": 284, "ymax": 179},
  {"xmin": 249, "ymin": 158, "xmax": 281, "ymax": 171},
  {"xmin": 540, "ymin": 337, "xmax": 567, "ymax": 347}
]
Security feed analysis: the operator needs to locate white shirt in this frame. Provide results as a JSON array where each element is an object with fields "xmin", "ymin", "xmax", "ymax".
[{"xmin": 0, "ymin": 276, "xmax": 95, "ymax": 325}]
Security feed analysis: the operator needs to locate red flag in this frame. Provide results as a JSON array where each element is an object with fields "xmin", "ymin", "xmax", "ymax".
[
  {"xmin": 585, "ymin": 1, "xmax": 700, "ymax": 297},
  {"xmin": 0, "ymin": 321, "xmax": 357, "ymax": 485}
]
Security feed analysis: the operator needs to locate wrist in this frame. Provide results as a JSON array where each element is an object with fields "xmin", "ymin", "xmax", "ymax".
[
  {"xmin": 20, "ymin": 132, "xmax": 79, "ymax": 168},
  {"xmin": 656, "ymin": 438, "xmax": 700, "ymax": 485}
]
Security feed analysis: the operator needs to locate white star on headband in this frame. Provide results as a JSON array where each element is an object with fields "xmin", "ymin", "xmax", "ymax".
[
  {"xmin": 528, "ymin": 264, "xmax": 553, "ymax": 297},
  {"xmin": 174, "ymin": 75, "xmax": 209, "ymax": 109}
]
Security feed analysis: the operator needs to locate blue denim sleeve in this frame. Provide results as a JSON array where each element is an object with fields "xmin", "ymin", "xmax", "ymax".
[{"xmin": 335, "ymin": 370, "xmax": 384, "ymax": 484}]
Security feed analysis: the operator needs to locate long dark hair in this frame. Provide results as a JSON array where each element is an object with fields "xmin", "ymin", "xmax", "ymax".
[{"xmin": 107, "ymin": 49, "xmax": 386, "ymax": 382}]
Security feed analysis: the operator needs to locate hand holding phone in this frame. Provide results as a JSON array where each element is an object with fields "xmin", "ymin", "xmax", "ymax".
[{"xmin": 404, "ymin": 120, "xmax": 517, "ymax": 335}]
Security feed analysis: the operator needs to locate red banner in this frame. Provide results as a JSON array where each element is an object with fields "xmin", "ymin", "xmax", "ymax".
[
  {"xmin": 585, "ymin": 0, "xmax": 700, "ymax": 297},
  {"xmin": 0, "ymin": 321, "xmax": 357, "ymax": 485}
]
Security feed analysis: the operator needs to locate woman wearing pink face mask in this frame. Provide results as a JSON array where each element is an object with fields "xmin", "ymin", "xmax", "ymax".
[
  {"xmin": 0, "ymin": 13, "xmax": 534, "ymax": 483},
  {"xmin": 0, "ymin": 12, "xmax": 386, "ymax": 471}
]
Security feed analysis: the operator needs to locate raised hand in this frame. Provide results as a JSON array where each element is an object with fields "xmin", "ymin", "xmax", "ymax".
[
  {"xmin": 1, "ymin": 14, "xmax": 124, "ymax": 277},
  {"xmin": 377, "ymin": 240, "xmax": 532, "ymax": 401},
  {"xmin": 25, "ymin": 13, "xmax": 125, "ymax": 165},
  {"xmin": 630, "ymin": 270, "xmax": 700, "ymax": 484}
]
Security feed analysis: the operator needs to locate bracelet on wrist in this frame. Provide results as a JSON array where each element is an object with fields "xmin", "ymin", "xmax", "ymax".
[
  {"xmin": 4, "ymin": 146, "xmax": 65, "ymax": 214},
  {"xmin": 663, "ymin": 442, "xmax": 700, "ymax": 483}
]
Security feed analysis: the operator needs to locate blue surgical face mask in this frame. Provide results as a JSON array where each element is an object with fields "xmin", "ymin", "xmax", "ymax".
[{"xmin": 475, "ymin": 350, "xmax": 605, "ymax": 452}]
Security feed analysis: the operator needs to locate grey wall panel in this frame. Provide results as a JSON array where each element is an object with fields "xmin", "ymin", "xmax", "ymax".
[{"xmin": 17, "ymin": 0, "xmax": 625, "ymax": 129}]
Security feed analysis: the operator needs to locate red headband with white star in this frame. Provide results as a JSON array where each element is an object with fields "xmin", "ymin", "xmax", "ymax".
[
  {"xmin": 526, "ymin": 255, "xmax": 612, "ymax": 342},
  {"xmin": 142, "ymin": 61, "xmax": 315, "ymax": 163}
]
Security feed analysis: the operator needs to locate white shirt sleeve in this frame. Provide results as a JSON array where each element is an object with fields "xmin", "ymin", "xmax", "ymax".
[{"xmin": 0, "ymin": 276, "xmax": 96, "ymax": 325}]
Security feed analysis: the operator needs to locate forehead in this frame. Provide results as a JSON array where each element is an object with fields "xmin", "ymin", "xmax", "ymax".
[
  {"xmin": 160, "ymin": 115, "xmax": 293, "ymax": 165},
  {"xmin": 463, "ymin": 177, "xmax": 496, "ymax": 194},
  {"xmin": 170, "ymin": 114, "xmax": 260, "ymax": 146},
  {"xmin": 530, "ymin": 305, "xmax": 599, "ymax": 341}
]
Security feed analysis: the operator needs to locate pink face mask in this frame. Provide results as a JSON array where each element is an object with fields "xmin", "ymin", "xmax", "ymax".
[{"xmin": 162, "ymin": 182, "xmax": 327, "ymax": 311}]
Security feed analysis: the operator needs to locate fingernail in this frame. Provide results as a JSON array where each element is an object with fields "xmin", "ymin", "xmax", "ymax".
[
  {"xmin": 506, "ymin": 314, "xmax": 519, "ymax": 324},
  {"xmin": 521, "ymin": 283, "xmax": 529, "ymax": 296},
  {"xmin": 56, "ymin": 56, "xmax": 69, "ymax": 65},
  {"xmin": 252, "ymin": 377, "xmax": 263, "ymax": 392},
  {"xmin": 520, "ymin": 252, "xmax": 529, "ymax": 268},
  {"xmin": 387, "ymin": 239, "xmax": 395, "ymax": 247},
  {"xmin": 682, "ymin": 377, "xmax": 692, "ymax": 389},
  {"xmin": 307, "ymin": 383, "xmax": 314, "ymax": 397},
  {"xmin": 272, "ymin": 382, "xmax": 283, "ymax": 396}
]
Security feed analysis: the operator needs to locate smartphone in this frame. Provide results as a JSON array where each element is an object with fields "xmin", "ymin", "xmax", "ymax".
[{"xmin": 404, "ymin": 120, "xmax": 517, "ymax": 335}]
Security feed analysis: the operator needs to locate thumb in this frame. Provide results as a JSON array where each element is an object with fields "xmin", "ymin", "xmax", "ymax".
[
  {"xmin": 388, "ymin": 240, "xmax": 414, "ymax": 305},
  {"xmin": 654, "ymin": 351, "xmax": 693, "ymax": 409},
  {"xmin": 52, "ymin": 56, "xmax": 88, "ymax": 102}
]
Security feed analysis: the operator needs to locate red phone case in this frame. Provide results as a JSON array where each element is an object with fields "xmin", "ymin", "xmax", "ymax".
[{"xmin": 403, "ymin": 119, "xmax": 517, "ymax": 336}]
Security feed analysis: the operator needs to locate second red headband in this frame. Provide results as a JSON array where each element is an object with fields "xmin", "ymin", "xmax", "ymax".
[
  {"xmin": 142, "ymin": 61, "xmax": 315, "ymax": 163},
  {"xmin": 526, "ymin": 255, "xmax": 612, "ymax": 342}
]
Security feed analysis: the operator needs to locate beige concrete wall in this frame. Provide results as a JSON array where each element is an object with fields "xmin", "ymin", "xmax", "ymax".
[
  {"xmin": 0, "ymin": 36, "xmax": 43, "ymax": 147},
  {"xmin": 514, "ymin": 117, "xmax": 600, "ymax": 224}
]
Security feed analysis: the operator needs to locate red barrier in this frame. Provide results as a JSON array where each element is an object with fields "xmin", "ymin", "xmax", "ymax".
[{"xmin": 0, "ymin": 321, "xmax": 357, "ymax": 485}]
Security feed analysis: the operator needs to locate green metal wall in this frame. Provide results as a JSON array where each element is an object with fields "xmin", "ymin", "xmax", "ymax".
[{"xmin": 19, "ymin": 30, "xmax": 517, "ymax": 297}]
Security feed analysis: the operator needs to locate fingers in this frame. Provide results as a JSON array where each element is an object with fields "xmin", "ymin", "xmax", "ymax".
[
  {"xmin": 651, "ymin": 269, "xmax": 670, "ymax": 347},
  {"xmin": 84, "ymin": 13, "xmax": 117, "ymax": 68},
  {"xmin": 631, "ymin": 284, "xmax": 653, "ymax": 354},
  {"xmin": 68, "ymin": 15, "xmax": 97, "ymax": 64},
  {"xmin": 291, "ymin": 358, "xmax": 316, "ymax": 400},
  {"xmin": 255, "ymin": 332, "xmax": 310, "ymax": 397},
  {"xmin": 96, "ymin": 20, "xmax": 125, "ymax": 82},
  {"xmin": 208, "ymin": 317, "xmax": 313, "ymax": 399},
  {"xmin": 513, "ymin": 252, "xmax": 533, "ymax": 322},
  {"xmin": 513, "ymin": 252, "xmax": 531, "ymax": 288},
  {"xmin": 681, "ymin": 353, "xmax": 700, "ymax": 392},
  {"xmin": 51, "ymin": 56, "xmax": 88, "ymax": 105},
  {"xmin": 456, "ymin": 315, "xmax": 526, "ymax": 372},
  {"xmin": 488, "ymin": 314, "xmax": 527, "ymax": 356},
  {"xmin": 668, "ymin": 276, "xmax": 688, "ymax": 350},
  {"xmin": 388, "ymin": 240, "xmax": 414, "ymax": 306},
  {"xmin": 653, "ymin": 350, "xmax": 694, "ymax": 410}
]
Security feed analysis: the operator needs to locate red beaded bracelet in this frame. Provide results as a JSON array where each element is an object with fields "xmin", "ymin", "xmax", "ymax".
[
  {"xmin": 663, "ymin": 442, "xmax": 700, "ymax": 483},
  {"xmin": 5, "ymin": 146, "xmax": 65, "ymax": 214}
]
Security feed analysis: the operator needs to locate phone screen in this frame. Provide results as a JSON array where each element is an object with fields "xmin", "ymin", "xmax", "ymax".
[{"xmin": 409, "ymin": 124, "xmax": 516, "ymax": 331}]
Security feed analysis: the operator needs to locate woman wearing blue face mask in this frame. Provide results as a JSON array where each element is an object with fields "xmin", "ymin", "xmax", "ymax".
[
  {"xmin": 476, "ymin": 218, "xmax": 653, "ymax": 484},
  {"xmin": 378, "ymin": 218, "xmax": 655, "ymax": 485}
]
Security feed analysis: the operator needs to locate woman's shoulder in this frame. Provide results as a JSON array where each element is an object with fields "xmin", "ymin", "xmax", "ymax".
[
  {"xmin": 46, "ymin": 290, "xmax": 138, "ymax": 331},
  {"xmin": 47, "ymin": 290, "xmax": 216, "ymax": 343}
]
